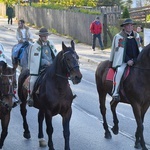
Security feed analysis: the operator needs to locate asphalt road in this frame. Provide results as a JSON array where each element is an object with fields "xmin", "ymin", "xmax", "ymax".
[{"xmin": 0, "ymin": 17, "xmax": 150, "ymax": 150}]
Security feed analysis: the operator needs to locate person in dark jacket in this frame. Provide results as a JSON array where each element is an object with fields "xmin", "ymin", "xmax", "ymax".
[
  {"xmin": 90, "ymin": 16, "xmax": 104, "ymax": 51},
  {"xmin": 6, "ymin": 6, "xmax": 14, "ymax": 25}
]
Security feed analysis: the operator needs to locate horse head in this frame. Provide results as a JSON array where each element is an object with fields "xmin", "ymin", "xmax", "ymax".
[
  {"xmin": 0, "ymin": 65, "xmax": 16, "ymax": 111},
  {"xmin": 61, "ymin": 40, "xmax": 82, "ymax": 84}
]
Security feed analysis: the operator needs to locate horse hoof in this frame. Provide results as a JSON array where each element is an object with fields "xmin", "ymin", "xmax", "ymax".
[
  {"xmin": 24, "ymin": 132, "xmax": 31, "ymax": 139},
  {"xmin": 111, "ymin": 127, "xmax": 119, "ymax": 135},
  {"xmin": 104, "ymin": 131, "xmax": 112, "ymax": 139},
  {"xmin": 39, "ymin": 138, "xmax": 47, "ymax": 147}
]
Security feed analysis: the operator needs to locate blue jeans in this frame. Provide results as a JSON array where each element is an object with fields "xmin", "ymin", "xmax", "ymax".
[{"xmin": 92, "ymin": 33, "xmax": 104, "ymax": 49}]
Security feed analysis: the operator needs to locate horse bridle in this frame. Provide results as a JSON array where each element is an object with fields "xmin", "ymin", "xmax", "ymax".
[
  {"xmin": 62, "ymin": 51, "xmax": 79, "ymax": 72},
  {"xmin": 0, "ymin": 72, "xmax": 16, "ymax": 111},
  {"xmin": 56, "ymin": 51, "xmax": 79, "ymax": 80}
]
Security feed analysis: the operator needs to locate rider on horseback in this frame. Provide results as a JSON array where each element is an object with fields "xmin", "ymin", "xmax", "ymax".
[
  {"xmin": 27, "ymin": 28, "xmax": 57, "ymax": 107},
  {"xmin": 12, "ymin": 19, "xmax": 33, "ymax": 87},
  {"xmin": 110, "ymin": 18, "xmax": 143, "ymax": 101}
]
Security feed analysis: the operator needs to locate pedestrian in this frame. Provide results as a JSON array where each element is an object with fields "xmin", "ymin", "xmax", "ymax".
[
  {"xmin": 27, "ymin": 28, "xmax": 58, "ymax": 107},
  {"xmin": 110, "ymin": 18, "xmax": 143, "ymax": 101},
  {"xmin": 136, "ymin": 26, "xmax": 143, "ymax": 44},
  {"xmin": 90, "ymin": 16, "xmax": 104, "ymax": 51},
  {"xmin": 6, "ymin": 5, "xmax": 14, "ymax": 25}
]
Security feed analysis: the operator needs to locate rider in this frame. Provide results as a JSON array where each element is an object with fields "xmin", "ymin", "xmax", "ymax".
[
  {"xmin": 0, "ymin": 43, "xmax": 19, "ymax": 107},
  {"xmin": 12, "ymin": 19, "xmax": 33, "ymax": 67},
  {"xmin": 12, "ymin": 19, "xmax": 33, "ymax": 87},
  {"xmin": 27, "ymin": 28, "xmax": 57, "ymax": 107},
  {"xmin": 110, "ymin": 18, "xmax": 143, "ymax": 101}
]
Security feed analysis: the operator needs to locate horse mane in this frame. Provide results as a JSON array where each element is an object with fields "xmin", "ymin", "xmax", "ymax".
[
  {"xmin": 137, "ymin": 43, "xmax": 150, "ymax": 62},
  {"xmin": 46, "ymin": 50, "xmax": 63, "ymax": 78}
]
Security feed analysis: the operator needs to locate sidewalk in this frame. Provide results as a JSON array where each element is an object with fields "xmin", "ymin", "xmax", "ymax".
[{"xmin": 0, "ymin": 17, "xmax": 111, "ymax": 65}]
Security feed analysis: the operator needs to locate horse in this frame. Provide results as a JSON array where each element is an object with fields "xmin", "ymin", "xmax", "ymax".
[
  {"xmin": 0, "ymin": 62, "xmax": 16, "ymax": 149},
  {"xmin": 18, "ymin": 40, "xmax": 82, "ymax": 150},
  {"xmin": 95, "ymin": 44, "xmax": 150, "ymax": 150}
]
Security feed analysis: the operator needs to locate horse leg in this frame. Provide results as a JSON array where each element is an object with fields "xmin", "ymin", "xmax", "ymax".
[
  {"xmin": 132, "ymin": 104, "xmax": 148, "ymax": 150},
  {"xmin": 0, "ymin": 114, "xmax": 10, "ymax": 149},
  {"xmin": 38, "ymin": 110, "xmax": 47, "ymax": 147},
  {"xmin": 110, "ymin": 100, "xmax": 119, "ymax": 135},
  {"xmin": 62, "ymin": 108, "xmax": 72, "ymax": 150},
  {"xmin": 20, "ymin": 101, "xmax": 31, "ymax": 139},
  {"xmin": 99, "ymin": 92, "xmax": 112, "ymax": 139},
  {"xmin": 45, "ymin": 111, "xmax": 54, "ymax": 150}
]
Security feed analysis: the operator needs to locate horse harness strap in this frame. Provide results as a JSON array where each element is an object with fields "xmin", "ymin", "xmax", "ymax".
[
  {"xmin": 56, "ymin": 73, "xmax": 70, "ymax": 80},
  {"xmin": 62, "ymin": 51, "xmax": 79, "ymax": 73}
]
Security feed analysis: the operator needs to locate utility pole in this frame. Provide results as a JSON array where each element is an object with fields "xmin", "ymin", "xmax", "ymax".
[{"xmin": 18, "ymin": 0, "xmax": 20, "ymax": 20}]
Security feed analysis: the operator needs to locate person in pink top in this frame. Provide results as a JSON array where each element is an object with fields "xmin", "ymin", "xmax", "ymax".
[{"xmin": 90, "ymin": 16, "xmax": 104, "ymax": 51}]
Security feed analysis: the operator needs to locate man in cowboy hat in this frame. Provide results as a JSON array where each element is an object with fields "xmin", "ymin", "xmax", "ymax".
[
  {"xmin": 27, "ymin": 28, "xmax": 58, "ymax": 106},
  {"xmin": 109, "ymin": 18, "xmax": 143, "ymax": 101}
]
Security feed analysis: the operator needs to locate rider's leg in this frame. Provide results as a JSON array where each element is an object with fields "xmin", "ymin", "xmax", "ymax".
[
  {"xmin": 27, "ymin": 75, "xmax": 37, "ymax": 107},
  {"xmin": 112, "ymin": 63, "xmax": 127, "ymax": 99}
]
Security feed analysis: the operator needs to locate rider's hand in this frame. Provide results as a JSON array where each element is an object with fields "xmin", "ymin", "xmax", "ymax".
[
  {"xmin": 109, "ymin": 61, "xmax": 112, "ymax": 68},
  {"xmin": 127, "ymin": 60, "xmax": 134, "ymax": 66}
]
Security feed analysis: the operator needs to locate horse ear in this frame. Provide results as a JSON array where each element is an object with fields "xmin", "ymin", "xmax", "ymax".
[
  {"xmin": 71, "ymin": 40, "xmax": 75, "ymax": 50},
  {"xmin": 62, "ymin": 41, "xmax": 67, "ymax": 51}
]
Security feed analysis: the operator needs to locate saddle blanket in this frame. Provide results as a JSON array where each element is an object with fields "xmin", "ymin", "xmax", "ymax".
[{"xmin": 106, "ymin": 67, "xmax": 130, "ymax": 81}]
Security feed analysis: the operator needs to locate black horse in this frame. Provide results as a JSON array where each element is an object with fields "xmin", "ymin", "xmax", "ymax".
[
  {"xmin": 95, "ymin": 44, "xmax": 150, "ymax": 150},
  {"xmin": 18, "ymin": 41, "xmax": 82, "ymax": 150},
  {"xmin": 0, "ymin": 62, "xmax": 16, "ymax": 149}
]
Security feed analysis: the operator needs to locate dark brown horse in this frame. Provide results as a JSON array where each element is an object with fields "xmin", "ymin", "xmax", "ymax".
[
  {"xmin": 0, "ymin": 62, "xmax": 16, "ymax": 149},
  {"xmin": 95, "ymin": 44, "xmax": 150, "ymax": 150},
  {"xmin": 18, "ymin": 41, "xmax": 82, "ymax": 150}
]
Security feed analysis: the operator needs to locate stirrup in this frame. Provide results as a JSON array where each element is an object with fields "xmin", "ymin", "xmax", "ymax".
[{"xmin": 12, "ymin": 96, "xmax": 21, "ymax": 108}]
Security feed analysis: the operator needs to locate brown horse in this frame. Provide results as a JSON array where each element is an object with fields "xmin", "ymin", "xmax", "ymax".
[
  {"xmin": 0, "ymin": 62, "xmax": 16, "ymax": 149},
  {"xmin": 18, "ymin": 41, "xmax": 82, "ymax": 150},
  {"xmin": 95, "ymin": 44, "xmax": 150, "ymax": 150}
]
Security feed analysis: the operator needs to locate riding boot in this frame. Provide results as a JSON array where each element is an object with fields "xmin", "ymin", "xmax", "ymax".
[
  {"xmin": 112, "ymin": 63, "xmax": 126, "ymax": 101},
  {"xmin": 27, "ymin": 75, "xmax": 37, "ymax": 107},
  {"xmin": 12, "ymin": 95, "xmax": 21, "ymax": 108}
]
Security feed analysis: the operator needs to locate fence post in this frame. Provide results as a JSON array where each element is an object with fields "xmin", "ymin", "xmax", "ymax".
[{"xmin": 103, "ymin": 14, "xmax": 107, "ymax": 47}]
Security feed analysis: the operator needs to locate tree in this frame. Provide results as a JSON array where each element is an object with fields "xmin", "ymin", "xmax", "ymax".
[
  {"xmin": 122, "ymin": 6, "xmax": 130, "ymax": 18},
  {"xmin": 126, "ymin": 0, "xmax": 132, "ymax": 9},
  {"xmin": 97, "ymin": 0, "xmax": 124, "ymax": 6},
  {"xmin": 0, "ymin": 0, "xmax": 18, "ymax": 5}
]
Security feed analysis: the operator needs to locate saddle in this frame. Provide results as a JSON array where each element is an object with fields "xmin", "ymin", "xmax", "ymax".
[
  {"xmin": 33, "ymin": 65, "xmax": 48, "ymax": 94},
  {"xmin": 23, "ymin": 66, "xmax": 48, "ymax": 95},
  {"xmin": 106, "ymin": 66, "xmax": 130, "ymax": 102}
]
